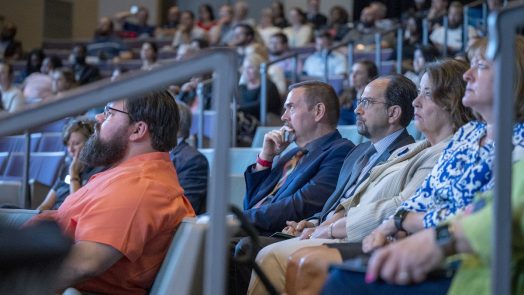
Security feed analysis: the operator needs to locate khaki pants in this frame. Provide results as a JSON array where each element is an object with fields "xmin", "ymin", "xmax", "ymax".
[{"xmin": 247, "ymin": 237, "xmax": 342, "ymax": 295}]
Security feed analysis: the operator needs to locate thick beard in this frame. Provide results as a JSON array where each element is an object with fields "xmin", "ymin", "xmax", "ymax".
[
  {"xmin": 79, "ymin": 124, "xmax": 128, "ymax": 167},
  {"xmin": 356, "ymin": 118, "xmax": 371, "ymax": 139}
]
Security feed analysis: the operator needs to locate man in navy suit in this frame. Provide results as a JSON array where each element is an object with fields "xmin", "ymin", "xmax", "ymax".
[
  {"xmin": 242, "ymin": 80, "xmax": 355, "ymax": 234},
  {"xmin": 170, "ymin": 101, "xmax": 208, "ymax": 214}
]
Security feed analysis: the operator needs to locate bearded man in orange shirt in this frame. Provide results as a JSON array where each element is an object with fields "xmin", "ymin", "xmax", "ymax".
[{"xmin": 33, "ymin": 90, "xmax": 195, "ymax": 294}]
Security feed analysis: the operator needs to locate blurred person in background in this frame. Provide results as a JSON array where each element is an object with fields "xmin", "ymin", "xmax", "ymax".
[
  {"xmin": 40, "ymin": 55, "xmax": 63, "ymax": 76},
  {"xmin": 115, "ymin": 5, "xmax": 155, "ymax": 38},
  {"xmin": 306, "ymin": 0, "xmax": 327, "ymax": 30},
  {"xmin": 197, "ymin": 4, "xmax": 217, "ymax": 32},
  {"xmin": 172, "ymin": 11, "xmax": 207, "ymax": 49},
  {"xmin": 271, "ymin": 1, "xmax": 289, "ymax": 29},
  {"xmin": 37, "ymin": 119, "xmax": 105, "ymax": 211},
  {"xmin": 0, "ymin": 21, "xmax": 23, "ymax": 61},
  {"xmin": 0, "ymin": 62, "xmax": 25, "ymax": 112},
  {"xmin": 140, "ymin": 41, "xmax": 161, "ymax": 71},
  {"xmin": 338, "ymin": 60, "xmax": 378, "ymax": 125},
  {"xmin": 209, "ymin": 4, "xmax": 235, "ymax": 46},
  {"xmin": 257, "ymin": 8, "xmax": 282, "ymax": 48},
  {"xmin": 404, "ymin": 44, "xmax": 440, "ymax": 87},
  {"xmin": 155, "ymin": 5, "xmax": 180, "ymax": 39},
  {"xmin": 284, "ymin": 7, "xmax": 313, "ymax": 47},
  {"xmin": 51, "ymin": 67, "xmax": 77, "ymax": 97}
]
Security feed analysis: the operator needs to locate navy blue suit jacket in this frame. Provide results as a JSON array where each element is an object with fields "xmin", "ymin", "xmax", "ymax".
[
  {"xmin": 242, "ymin": 131, "xmax": 355, "ymax": 234},
  {"xmin": 170, "ymin": 141, "xmax": 209, "ymax": 214}
]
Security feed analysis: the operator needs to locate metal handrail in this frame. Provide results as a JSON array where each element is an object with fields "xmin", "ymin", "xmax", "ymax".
[
  {"xmin": 195, "ymin": 78, "xmax": 220, "ymax": 149},
  {"xmin": 0, "ymin": 48, "xmax": 239, "ymax": 295},
  {"xmin": 486, "ymin": 2, "xmax": 524, "ymax": 295},
  {"xmin": 442, "ymin": 15, "xmax": 449, "ymax": 57},
  {"xmin": 372, "ymin": 25, "xmax": 401, "ymax": 74}
]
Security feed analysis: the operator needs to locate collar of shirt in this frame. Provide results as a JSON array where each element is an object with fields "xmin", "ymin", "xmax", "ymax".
[{"xmin": 372, "ymin": 128, "xmax": 405, "ymax": 157}]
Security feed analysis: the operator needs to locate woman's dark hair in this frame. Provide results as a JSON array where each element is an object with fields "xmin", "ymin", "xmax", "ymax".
[
  {"xmin": 143, "ymin": 41, "xmax": 158, "ymax": 54},
  {"xmin": 25, "ymin": 48, "xmax": 46, "ymax": 75},
  {"xmin": 47, "ymin": 55, "xmax": 63, "ymax": 70},
  {"xmin": 199, "ymin": 4, "xmax": 215, "ymax": 21},
  {"xmin": 290, "ymin": 7, "xmax": 307, "ymax": 24},
  {"xmin": 415, "ymin": 44, "xmax": 440, "ymax": 63},
  {"xmin": 0, "ymin": 62, "xmax": 14, "ymax": 77},
  {"xmin": 330, "ymin": 6, "xmax": 349, "ymax": 25},
  {"xmin": 356, "ymin": 60, "xmax": 379, "ymax": 81}
]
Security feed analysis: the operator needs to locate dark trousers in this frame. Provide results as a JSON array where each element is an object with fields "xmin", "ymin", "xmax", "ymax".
[
  {"xmin": 228, "ymin": 236, "xmax": 284, "ymax": 295},
  {"xmin": 320, "ymin": 265, "xmax": 452, "ymax": 295}
]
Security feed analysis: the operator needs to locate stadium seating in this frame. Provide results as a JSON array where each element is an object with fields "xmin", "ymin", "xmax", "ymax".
[
  {"xmin": 2, "ymin": 152, "xmax": 65, "ymax": 187},
  {"xmin": 37, "ymin": 132, "xmax": 66, "ymax": 152},
  {"xmin": 0, "ymin": 134, "xmax": 41, "ymax": 153}
]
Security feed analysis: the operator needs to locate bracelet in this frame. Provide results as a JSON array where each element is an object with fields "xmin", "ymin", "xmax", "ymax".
[
  {"xmin": 256, "ymin": 154, "xmax": 273, "ymax": 168},
  {"xmin": 328, "ymin": 223, "xmax": 334, "ymax": 239}
]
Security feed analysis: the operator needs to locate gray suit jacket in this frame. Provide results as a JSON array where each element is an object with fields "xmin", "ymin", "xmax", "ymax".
[{"xmin": 312, "ymin": 129, "xmax": 415, "ymax": 222}]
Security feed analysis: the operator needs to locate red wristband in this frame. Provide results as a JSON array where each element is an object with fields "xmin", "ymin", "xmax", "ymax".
[{"xmin": 256, "ymin": 154, "xmax": 273, "ymax": 167}]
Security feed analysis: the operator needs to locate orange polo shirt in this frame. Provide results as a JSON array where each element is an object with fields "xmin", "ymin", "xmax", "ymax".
[{"xmin": 37, "ymin": 152, "xmax": 195, "ymax": 295}]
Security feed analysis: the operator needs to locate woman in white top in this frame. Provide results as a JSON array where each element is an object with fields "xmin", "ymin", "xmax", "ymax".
[
  {"xmin": 257, "ymin": 8, "xmax": 281, "ymax": 48},
  {"xmin": 0, "ymin": 62, "xmax": 25, "ymax": 112},
  {"xmin": 283, "ymin": 7, "xmax": 313, "ymax": 47}
]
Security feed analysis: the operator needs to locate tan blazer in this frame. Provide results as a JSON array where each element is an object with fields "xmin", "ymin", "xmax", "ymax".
[{"xmin": 338, "ymin": 137, "xmax": 451, "ymax": 242}]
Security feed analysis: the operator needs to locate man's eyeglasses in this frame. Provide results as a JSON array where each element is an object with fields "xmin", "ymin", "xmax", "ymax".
[
  {"xmin": 356, "ymin": 97, "xmax": 391, "ymax": 109},
  {"xmin": 104, "ymin": 105, "xmax": 129, "ymax": 118}
]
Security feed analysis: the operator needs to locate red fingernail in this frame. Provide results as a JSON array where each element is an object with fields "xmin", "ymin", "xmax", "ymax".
[{"xmin": 365, "ymin": 273, "xmax": 375, "ymax": 283}]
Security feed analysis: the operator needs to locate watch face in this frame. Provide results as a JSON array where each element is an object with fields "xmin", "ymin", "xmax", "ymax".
[{"xmin": 436, "ymin": 224, "xmax": 451, "ymax": 243}]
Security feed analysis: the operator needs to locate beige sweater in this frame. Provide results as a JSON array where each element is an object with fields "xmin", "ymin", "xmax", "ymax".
[{"xmin": 338, "ymin": 137, "xmax": 451, "ymax": 242}]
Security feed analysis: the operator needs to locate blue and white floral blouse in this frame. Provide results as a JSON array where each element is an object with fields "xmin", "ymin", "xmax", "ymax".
[{"xmin": 399, "ymin": 121, "xmax": 524, "ymax": 228}]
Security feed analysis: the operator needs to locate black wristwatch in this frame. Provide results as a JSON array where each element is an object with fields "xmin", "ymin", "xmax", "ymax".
[
  {"xmin": 435, "ymin": 223, "xmax": 457, "ymax": 257},
  {"xmin": 393, "ymin": 209, "xmax": 409, "ymax": 232}
]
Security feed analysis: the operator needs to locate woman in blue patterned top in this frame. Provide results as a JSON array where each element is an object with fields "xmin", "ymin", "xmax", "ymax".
[{"xmin": 363, "ymin": 36, "xmax": 524, "ymax": 253}]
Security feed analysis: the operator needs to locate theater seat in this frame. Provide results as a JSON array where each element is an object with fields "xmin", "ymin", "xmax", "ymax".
[
  {"xmin": 3, "ymin": 152, "xmax": 65, "ymax": 187},
  {"xmin": 0, "ymin": 208, "xmax": 39, "ymax": 228},
  {"xmin": 30, "ymin": 119, "xmax": 68, "ymax": 133},
  {"xmin": 0, "ymin": 180, "xmax": 23, "ymax": 208},
  {"xmin": 37, "ymin": 132, "xmax": 65, "ymax": 152},
  {"xmin": 338, "ymin": 125, "xmax": 364, "ymax": 144},
  {"xmin": 150, "ymin": 215, "xmax": 240, "ymax": 295},
  {"xmin": 199, "ymin": 148, "xmax": 262, "ymax": 175},
  {"xmin": 0, "ymin": 134, "xmax": 41, "ymax": 153}
]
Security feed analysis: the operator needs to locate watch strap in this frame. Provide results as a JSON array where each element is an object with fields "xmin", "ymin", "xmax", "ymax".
[{"xmin": 394, "ymin": 209, "xmax": 409, "ymax": 232}]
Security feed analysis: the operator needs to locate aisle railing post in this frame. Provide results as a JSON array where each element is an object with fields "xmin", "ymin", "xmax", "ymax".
[
  {"xmin": 259, "ymin": 63, "xmax": 268, "ymax": 126},
  {"xmin": 374, "ymin": 33, "xmax": 382, "ymax": 74},
  {"xmin": 396, "ymin": 27, "xmax": 403, "ymax": 74},
  {"xmin": 486, "ymin": 3, "xmax": 524, "ymax": 295}
]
